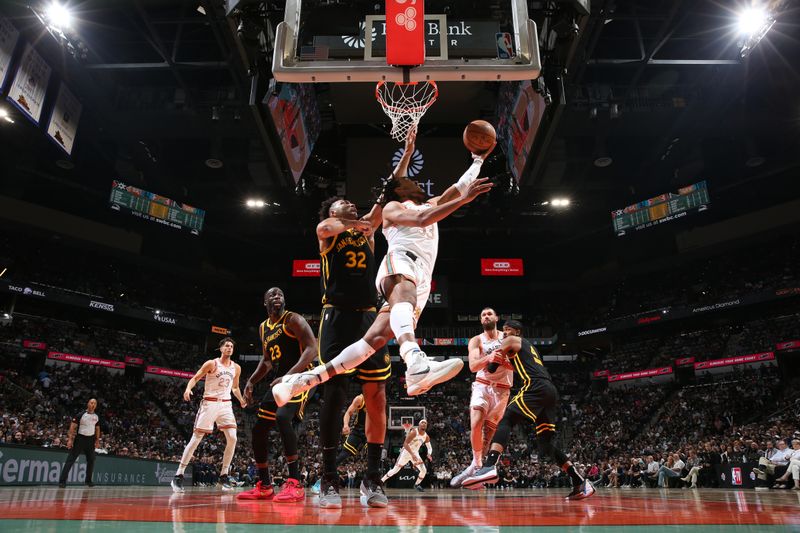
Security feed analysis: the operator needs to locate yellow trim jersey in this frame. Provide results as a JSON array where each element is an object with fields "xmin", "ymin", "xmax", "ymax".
[
  {"xmin": 511, "ymin": 338, "xmax": 553, "ymax": 394},
  {"xmin": 320, "ymin": 229, "xmax": 376, "ymax": 308},
  {"xmin": 259, "ymin": 311, "xmax": 302, "ymax": 377}
]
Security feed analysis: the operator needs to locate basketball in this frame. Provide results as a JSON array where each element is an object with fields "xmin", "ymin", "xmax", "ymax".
[{"xmin": 463, "ymin": 120, "xmax": 497, "ymax": 154}]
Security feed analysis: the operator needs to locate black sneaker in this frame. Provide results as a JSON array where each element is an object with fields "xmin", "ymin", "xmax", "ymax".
[
  {"xmin": 171, "ymin": 474, "xmax": 185, "ymax": 493},
  {"xmin": 414, "ymin": 484, "xmax": 425, "ymax": 492},
  {"xmin": 219, "ymin": 475, "xmax": 234, "ymax": 491}
]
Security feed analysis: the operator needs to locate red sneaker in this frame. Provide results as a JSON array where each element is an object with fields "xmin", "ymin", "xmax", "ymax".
[
  {"xmin": 236, "ymin": 481, "xmax": 274, "ymax": 500},
  {"xmin": 274, "ymin": 478, "xmax": 305, "ymax": 503}
]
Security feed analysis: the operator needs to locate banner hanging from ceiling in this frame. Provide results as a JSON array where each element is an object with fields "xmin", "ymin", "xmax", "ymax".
[{"xmin": 7, "ymin": 43, "xmax": 51, "ymax": 124}]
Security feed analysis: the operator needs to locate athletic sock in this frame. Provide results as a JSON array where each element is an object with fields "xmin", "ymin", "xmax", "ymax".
[
  {"xmin": 287, "ymin": 459, "xmax": 300, "ymax": 480},
  {"xmin": 258, "ymin": 466, "xmax": 271, "ymax": 484},
  {"xmin": 323, "ymin": 446, "xmax": 337, "ymax": 476},
  {"xmin": 390, "ymin": 302, "xmax": 416, "ymax": 345},
  {"xmin": 317, "ymin": 339, "xmax": 376, "ymax": 377},
  {"xmin": 367, "ymin": 443, "xmax": 382, "ymax": 477},
  {"xmin": 486, "ymin": 450, "xmax": 500, "ymax": 467},
  {"xmin": 400, "ymin": 341, "xmax": 423, "ymax": 368}
]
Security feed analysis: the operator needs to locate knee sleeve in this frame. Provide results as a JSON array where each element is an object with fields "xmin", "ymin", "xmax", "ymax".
[
  {"xmin": 417, "ymin": 463, "xmax": 427, "ymax": 478},
  {"xmin": 389, "ymin": 301, "xmax": 416, "ymax": 340},
  {"xmin": 252, "ymin": 418, "xmax": 272, "ymax": 464},
  {"xmin": 320, "ymin": 377, "xmax": 348, "ymax": 448},
  {"xmin": 276, "ymin": 407, "xmax": 298, "ymax": 457}
]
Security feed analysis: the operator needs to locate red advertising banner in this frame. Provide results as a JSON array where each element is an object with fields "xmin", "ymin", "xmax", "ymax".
[
  {"xmin": 637, "ymin": 314, "xmax": 662, "ymax": 325},
  {"xmin": 433, "ymin": 338, "xmax": 455, "ymax": 346},
  {"xmin": 145, "ymin": 366, "xmax": 197, "ymax": 379},
  {"xmin": 124, "ymin": 356, "xmax": 144, "ymax": 365},
  {"xmin": 48, "ymin": 351, "xmax": 125, "ymax": 369},
  {"xmin": 22, "ymin": 340, "xmax": 47, "ymax": 350},
  {"xmin": 292, "ymin": 259, "xmax": 321, "ymax": 277},
  {"xmin": 592, "ymin": 370, "xmax": 610, "ymax": 378},
  {"xmin": 694, "ymin": 352, "xmax": 775, "ymax": 370},
  {"xmin": 386, "ymin": 0, "xmax": 425, "ymax": 66},
  {"xmin": 608, "ymin": 366, "xmax": 673, "ymax": 382},
  {"xmin": 675, "ymin": 357, "xmax": 696, "ymax": 366},
  {"xmin": 480, "ymin": 258, "xmax": 524, "ymax": 277},
  {"xmin": 776, "ymin": 340, "xmax": 800, "ymax": 351},
  {"xmin": 211, "ymin": 326, "xmax": 231, "ymax": 335}
]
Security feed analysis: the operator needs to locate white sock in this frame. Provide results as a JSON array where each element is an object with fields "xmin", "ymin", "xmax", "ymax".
[
  {"xmin": 221, "ymin": 428, "xmax": 237, "ymax": 476},
  {"xmin": 177, "ymin": 433, "xmax": 204, "ymax": 475},
  {"xmin": 316, "ymin": 339, "xmax": 376, "ymax": 378},
  {"xmin": 472, "ymin": 450, "xmax": 482, "ymax": 468},
  {"xmin": 390, "ymin": 302, "xmax": 416, "ymax": 342},
  {"xmin": 400, "ymin": 341, "xmax": 422, "ymax": 366}
]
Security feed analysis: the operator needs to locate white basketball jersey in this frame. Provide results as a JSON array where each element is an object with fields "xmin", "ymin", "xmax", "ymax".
[
  {"xmin": 383, "ymin": 201, "xmax": 439, "ymax": 269},
  {"xmin": 476, "ymin": 332, "xmax": 513, "ymax": 387},
  {"xmin": 407, "ymin": 430, "xmax": 428, "ymax": 453},
  {"xmin": 203, "ymin": 358, "xmax": 235, "ymax": 400}
]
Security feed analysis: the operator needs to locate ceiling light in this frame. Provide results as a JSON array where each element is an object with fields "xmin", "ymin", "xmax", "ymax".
[
  {"xmin": 0, "ymin": 108, "xmax": 8, "ymax": 118},
  {"xmin": 551, "ymin": 198, "xmax": 571, "ymax": 207},
  {"xmin": 3, "ymin": 117, "xmax": 13, "ymax": 124},
  {"xmin": 594, "ymin": 156, "xmax": 613, "ymax": 168},
  {"xmin": 738, "ymin": 7, "xmax": 768, "ymax": 36},
  {"xmin": 205, "ymin": 158, "xmax": 223, "ymax": 169},
  {"xmin": 45, "ymin": 2, "xmax": 73, "ymax": 30},
  {"xmin": 246, "ymin": 199, "xmax": 266, "ymax": 208},
  {"xmin": 196, "ymin": 5, "xmax": 206, "ymax": 15}
]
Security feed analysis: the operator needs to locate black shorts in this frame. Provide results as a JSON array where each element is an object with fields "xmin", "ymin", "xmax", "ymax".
[
  {"xmin": 319, "ymin": 306, "xmax": 392, "ymax": 383},
  {"xmin": 343, "ymin": 429, "xmax": 367, "ymax": 456},
  {"xmin": 257, "ymin": 388, "xmax": 309, "ymax": 422},
  {"xmin": 506, "ymin": 381, "xmax": 559, "ymax": 435}
]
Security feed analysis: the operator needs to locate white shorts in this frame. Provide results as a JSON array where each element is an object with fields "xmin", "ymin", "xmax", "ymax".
[
  {"xmin": 470, "ymin": 381, "xmax": 511, "ymax": 426},
  {"xmin": 396, "ymin": 450, "xmax": 418, "ymax": 466},
  {"xmin": 194, "ymin": 399, "xmax": 237, "ymax": 433},
  {"xmin": 376, "ymin": 250, "xmax": 432, "ymax": 323}
]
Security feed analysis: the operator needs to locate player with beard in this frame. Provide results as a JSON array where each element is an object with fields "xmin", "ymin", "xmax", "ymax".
[
  {"xmin": 273, "ymin": 128, "xmax": 495, "ymax": 505},
  {"xmin": 450, "ymin": 307, "xmax": 512, "ymax": 487},
  {"xmin": 312, "ymin": 137, "xmax": 415, "ymax": 508},
  {"xmin": 461, "ymin": 320, "xmax": 594, "ymax": 500},
  {"xmin": 236, "ymin": 287, "xmax": 317, "ymax": 503}
]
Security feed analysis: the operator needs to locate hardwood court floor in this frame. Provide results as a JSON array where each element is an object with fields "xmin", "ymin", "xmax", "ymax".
[{"xmin": 1, "ymin": 486, "xmax": 799, "ymax": 532}]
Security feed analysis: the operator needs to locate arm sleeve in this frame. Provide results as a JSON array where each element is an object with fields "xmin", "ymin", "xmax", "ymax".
[
  {"xmin": 425, "ymin": 441, "xmax": 433, "ymax": 456},
  {"xmin": 453, "ymin": 157, "xmax": 484, "ymax": 194}
]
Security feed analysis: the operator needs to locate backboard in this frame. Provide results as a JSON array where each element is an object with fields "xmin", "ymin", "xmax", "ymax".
[{"xmin": 272, "ymin": 0, "xmax": 541, "ymax": 83}]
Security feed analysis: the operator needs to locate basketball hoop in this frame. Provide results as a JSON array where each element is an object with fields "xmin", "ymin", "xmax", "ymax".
[{"xmin": 376, "ymin": 81, "xmax": 438, "ymax": 142}]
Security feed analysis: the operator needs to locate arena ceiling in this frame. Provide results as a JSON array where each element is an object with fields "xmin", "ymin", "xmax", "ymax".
[{"xmin": 0, "ymin": 0, "xmax": 799, "ymax": 266}]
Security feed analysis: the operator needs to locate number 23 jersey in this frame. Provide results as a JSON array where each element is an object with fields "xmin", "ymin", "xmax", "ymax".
[{"xmin": 259, "ymin": 311, "xmax": 302, "ymax": 376}]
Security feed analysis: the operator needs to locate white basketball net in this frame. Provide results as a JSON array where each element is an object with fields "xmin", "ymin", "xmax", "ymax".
[{"xmin": 376, "ymin": 81, "xmax": 438, "ymax": 142}]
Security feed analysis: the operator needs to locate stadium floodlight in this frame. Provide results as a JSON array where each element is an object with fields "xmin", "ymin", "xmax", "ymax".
[
  {"xmin": 551, "ymin": 198, "xmax": 571, "ymax": 207},
  {"xmin": 45, "ymin": 1, "xmax": 73, "ymax": 30},
  {"xmin": 246, "ymin": 199, "xmax": 266, "ymax": 208},
  {"xmin": 737, "ymin": 4, "xmax": 777, "ymax": 57}
]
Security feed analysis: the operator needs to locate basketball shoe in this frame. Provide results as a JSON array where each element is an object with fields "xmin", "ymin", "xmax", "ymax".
[
  {"xmin": 404, "ymin": 351, "xmax": 464, "ymax": 396},
  {"xmin": 318, "ymin": 474, "xmax": 342, "ymax": 509},
  {"xmin": 360, "ymin": 474, "xmax": 389, "ymax": 508},
  {"xmin": 450, "ymin": 464, "xmax": 477, "ymax": 487},
  {"xmin": 566, "ymin": 479, "xmax": 596, "ymax": 500},
  {"xmin": 274, "ymin": 478, "xmax": 305, "ymax": 503},
  {"xmin": 219, "ymin": 475, "xmax": 234, "ymax": 491},
  {"xmin": 461, "ymin": 465, "xmax": 498, "ymax": 489},
  {"xmin": 171, "ymin": 474, "xmax": 185, "ymax": 493},
  {"xmin": 236, "ymin": 480, "xmax": 274, "ymax": 501}
]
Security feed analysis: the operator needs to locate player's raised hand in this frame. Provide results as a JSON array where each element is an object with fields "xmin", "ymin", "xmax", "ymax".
[
  {"xmin": 460, "ymin": 177, "xmax": 494, "ymax": 203},
  {"xmin": 183, "ymin": 389, "xmax": 193, "ymax": 402},
  {"xmin": 404, "ymin": 126, "xmax": 417, "ymax": 153}
]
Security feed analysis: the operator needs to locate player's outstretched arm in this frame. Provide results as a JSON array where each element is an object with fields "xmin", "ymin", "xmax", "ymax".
[
  {"xmin": 393, "ymin": 127, "xmax": 416, "ymax": 179},
  {"xmin": 434, "ymin": 142, "xmax": 496, "ymax": 205},
  {"xmin": 383, "ymin": 178, "xmax": 493, "ymax": 228},
  {"xmin": 317, "ymin": 217, "xmax": 372, "ymax": 240},
  {"xmin": 498, "ymin": 335, "xmax": 522, "ymax": 357},
  {"xmin": 184, "ymin": 360, "xmax": 214, "ymax": 401},
  {"xmin": 284, "ymin": 313, "xmax": 319, "ymax": 376}
]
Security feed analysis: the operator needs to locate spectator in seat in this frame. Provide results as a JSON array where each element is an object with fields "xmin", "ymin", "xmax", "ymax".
[
  {"xmin": 773, "ymin": 440, "xmax": 800, "ymax": 490},
  {"xmin": 643, "ymin": 455, "xmax": 660, "ymax": 488},
  {"xmin": 657, "ymin": 453, "xmax": 684, "ymax": 488},
  {"xmin": 754, "ymin": 439, "xmax": 790, "ymax": 485},
  {"xmin": 681, "ymin": 450, "xmax": 702, "ymax": 488}
]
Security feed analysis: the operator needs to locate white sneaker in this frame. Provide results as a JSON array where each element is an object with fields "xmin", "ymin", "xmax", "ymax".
[
  {"xmin": 450, "ymin": 464, "xmax": 477, "ymax": 488},
  {"xmin": 272, "ymin": 372, "xmax": 320, "ymax": 407},
  {"xmin": 405, "ymin": 354, "xmax": 463, "ymax": 396}
]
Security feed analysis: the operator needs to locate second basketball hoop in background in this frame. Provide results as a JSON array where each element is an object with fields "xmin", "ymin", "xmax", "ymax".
[{"xmin": 376, "ymin": 81, "xmax": 438, "ymax": 142}]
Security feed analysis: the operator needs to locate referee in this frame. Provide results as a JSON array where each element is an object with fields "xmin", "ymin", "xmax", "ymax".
[{"xmin": 58, "ymin": 398, "xmax": 101, "ymax": 488}]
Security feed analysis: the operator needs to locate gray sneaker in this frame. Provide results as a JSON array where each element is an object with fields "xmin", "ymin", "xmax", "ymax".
[
  {"xmin": 319, "ymin": 475, "xmax": 342, "ymax": 509},
  {"xmin": 405, "ymin": 354, "xmax": 464, "ymax": 396},
  {"xmin": 359, "ymin": 475, "xmax": 388, "ymax": 508},
  {"xmin": 450, "ymin": 464, "xmax": 477, "ymax": 487}
]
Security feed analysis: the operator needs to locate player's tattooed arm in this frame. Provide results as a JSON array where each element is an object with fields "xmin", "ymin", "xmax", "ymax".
[{"xmin": 342, "ymin": 395, "xmax": 361, "ymax": 435}]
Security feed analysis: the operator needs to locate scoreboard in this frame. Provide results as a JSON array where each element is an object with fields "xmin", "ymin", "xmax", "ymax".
[
  {"xmin": 612, "ymin": 181, "xmax": 709, "ymax": 236},
  {"xmin": 109, "ymin": 181, "xmax": 205, "ymax": 235}
]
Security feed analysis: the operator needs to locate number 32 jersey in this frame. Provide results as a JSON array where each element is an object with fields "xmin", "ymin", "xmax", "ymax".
[
  {"xmin": 320, "ymin": 228, "xmax": 376, "ymax": 308},
  {"xmin": 260, "ymin": 311, "xmax": 302, "ymax": 377}
]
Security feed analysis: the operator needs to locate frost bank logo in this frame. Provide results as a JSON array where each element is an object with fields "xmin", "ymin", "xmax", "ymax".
[
  {"xmin": 342, "ymin": 22, "xmax": 377, "ymax": 49},
  {"xmin": 392, "ymin": 148, "xmax": 424, "ymax": 178}
]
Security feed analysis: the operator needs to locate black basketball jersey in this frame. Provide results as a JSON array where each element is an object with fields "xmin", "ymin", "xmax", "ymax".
[
  {"xmin": 320, "ymin": 228, "xmax": 376, "ymax": 308},
  {"xmin": 259, "ymin": 311, "xmax": 302, "ymax": 376},
  {"xmin": 351, "ymin": 395, "xmax": 367, "ymax": 431},
  {"xmin": 511, "ymin": 338, "xmax": 553, "ymax": 392}
]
